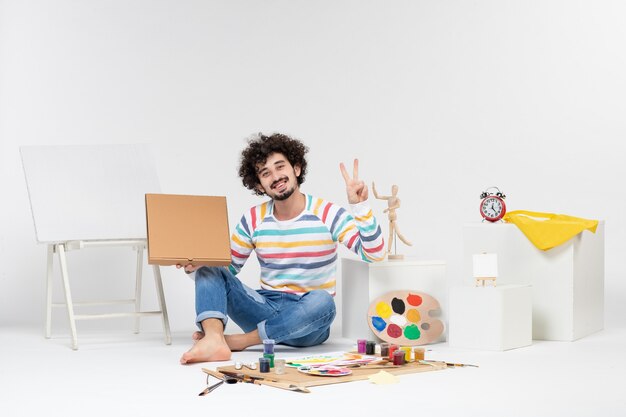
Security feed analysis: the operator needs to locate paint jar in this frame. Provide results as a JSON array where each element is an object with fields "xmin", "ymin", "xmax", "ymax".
[
  {"xmin": 413, "ymin": 347, "xmax": 425, "ymax": 361},
  {"xmin": 400, "ymin": 346, "xmax": 412, "ymax": 362},
  {"xmin": 263, "ymin": 339, "xmax": 275, "ymax": 355},
  {"xmin": 388, "ymin": 344, "xmax": 399, "ymax": 361},
  {"xmin": 365, "ymin": 341, "xmax": 376, "ymax": 355},
  {"xmin": 259, "ymin": 357, "xmax": 271, "ymax": 373},
  {"xmin": 263, "ymin": 353, "xmax": 275, "ymax": 368},
  {"xmin": 274, "ymin": 359, "xmax": 286, "ymax": 375},
  {"xmin": 357, "ymin": 339, "xmax": 367, "ymax": 354},
  {"xmin": 379, "ymin": 342, "xmax": 390, "ymax": 357},
  {"xmin": 393, "ymin": 350, "xmax": 405, "ymax": 366}
]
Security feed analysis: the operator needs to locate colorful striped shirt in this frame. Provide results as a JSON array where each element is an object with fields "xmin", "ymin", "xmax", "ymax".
[{"xmin": 228, "ymin": 194, "xmax": 385, "ymax": 295}]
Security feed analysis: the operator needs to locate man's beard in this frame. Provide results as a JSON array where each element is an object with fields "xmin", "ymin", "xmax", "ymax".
[
  {"xmin": 272, "ymin": 184, "xmax": 296, "ymax": 201},
  {"xmin": 267, "ymin": 176, "xmax": 298, "ymax": 201}
]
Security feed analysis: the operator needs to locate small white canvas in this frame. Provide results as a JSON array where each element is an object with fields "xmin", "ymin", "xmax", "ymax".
[{"xmin": 473, "ymin": 253, "xmax": 498, "ymax": 278}]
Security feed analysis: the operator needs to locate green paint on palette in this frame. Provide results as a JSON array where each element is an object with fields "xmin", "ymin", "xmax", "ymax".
[{"xmin": 404, "ymin": 324, "xmax": 421, "ymax": 340}]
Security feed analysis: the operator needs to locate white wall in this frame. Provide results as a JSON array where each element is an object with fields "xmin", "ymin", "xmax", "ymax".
[{"xmin": 1, "ymin": 0, "xmax": 625, "ymax": 334}]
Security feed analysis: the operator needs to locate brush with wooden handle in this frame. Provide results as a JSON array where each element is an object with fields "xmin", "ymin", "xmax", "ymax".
[
  {"xmin": 249, "ymin": 378, "xmax": 311, "ymax": 393},
  {"xmin": 220, "ymin": 370, "xmax": 311, "ymax": 393},
  {"xmin": 202, "ymin": 368, "xmax": 310, "ymax": 393}
]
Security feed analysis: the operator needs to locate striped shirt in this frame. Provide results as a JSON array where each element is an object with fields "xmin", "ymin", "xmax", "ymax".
[{"xmin": 228, "ymin": 194, "xmax": 385, "ymax": 295}]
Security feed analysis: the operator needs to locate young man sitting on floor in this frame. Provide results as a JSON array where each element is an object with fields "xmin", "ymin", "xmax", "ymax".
[{"xmin": 178, "ymin": 133, "xmax": 385, "ymax": 364}]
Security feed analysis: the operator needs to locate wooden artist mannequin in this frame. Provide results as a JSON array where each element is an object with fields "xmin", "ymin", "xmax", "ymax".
[{"xmin": 372, "ymin": 182, "xmax": 412, "ymax": 260}]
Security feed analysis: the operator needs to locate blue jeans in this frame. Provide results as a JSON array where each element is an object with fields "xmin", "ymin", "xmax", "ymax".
[{"xmin": 194, "ymin": 267, "xmax": 336, "ymax": 347}]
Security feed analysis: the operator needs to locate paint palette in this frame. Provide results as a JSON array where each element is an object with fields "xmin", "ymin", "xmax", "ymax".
[
  {"xmin": 367, "ymin": 290, "xmax": 444, "ymax": 346},
  {"xmin": 286, "ymin": 353, "xmax": 344, "ymax": 368},
  {"xmin": 297, "ymin": 365, "xmax": 352, "ymax": 377},
  {"xmin": 286, "ymin": 352, "xmax": 378, "ymax": 368}
]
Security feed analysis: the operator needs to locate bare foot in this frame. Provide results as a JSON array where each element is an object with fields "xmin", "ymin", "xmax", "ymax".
[
  {"xmin": 192, "ymin": 331, "xmax": 204, "ymax": 342},
  {"xmin": 224, "ymin": 334, "xmax": 246, "ymax": 352},
  {"xmin": 180, "ymin": 332, "xmax": 231, "ymax": 364},
  {"xmin": 224, "ymin": 330, "xmax": 261, "ymax": 352}
]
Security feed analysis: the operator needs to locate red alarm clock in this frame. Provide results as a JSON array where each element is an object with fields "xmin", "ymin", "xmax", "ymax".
[{"xmin": 479, "ymin": 187, "xmax": 506, "ymax": 222}]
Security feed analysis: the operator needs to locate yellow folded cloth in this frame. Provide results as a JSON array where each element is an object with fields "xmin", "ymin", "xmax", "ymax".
[{"xmin": 503, "ymin": 210, "xmax": 598, "ymax": 251}]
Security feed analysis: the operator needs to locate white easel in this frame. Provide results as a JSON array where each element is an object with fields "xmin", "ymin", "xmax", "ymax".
[{"xmin": 21, "ymin": 144, "xmax": 171, "ymax": 350}]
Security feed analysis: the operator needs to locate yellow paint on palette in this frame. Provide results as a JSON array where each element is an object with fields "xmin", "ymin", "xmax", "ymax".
[
  {"xmin": 376, "ymin": 301, "xmax": 393, "ymax": 318},
  {"xmin": 407, "ymin": 309, "xmax": 421, "ymax": 323}
]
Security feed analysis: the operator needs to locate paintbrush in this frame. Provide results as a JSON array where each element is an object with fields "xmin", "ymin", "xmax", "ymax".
[
  {"xmin": 199, "ymin": 369, "xmax": 239, "ymax": 395},
  {"xmin": 344, "ymin": 363, "xmax": 401, "ymax": 369},
  {"xmin": 444, "ymin": 362, "xmax": 479, "ymax": 368},
  {"xmin": 219, "ymin": 370, "xmax": 311, "ymax": 393},
  {"xmin": 418, "ymin": 360, "xmax": 479, "ymax": 368}
]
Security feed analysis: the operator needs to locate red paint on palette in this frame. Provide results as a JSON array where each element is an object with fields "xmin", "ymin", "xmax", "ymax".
[
  {"xmin": 407, "ymin": 293, "xmax": 423, "ymax": 306},
  {"xmin": 387, "ymin": 323, "xmax": 403, "ymax": 338}
]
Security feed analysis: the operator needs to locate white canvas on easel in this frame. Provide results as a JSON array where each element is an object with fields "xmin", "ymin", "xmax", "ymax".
[
  {"xmin": 473, "ymin": 253, "xmax": 498, "ymax": 286},
  {"xmin": 22, "ymin": 144, "xmax": 159, "ymax": 242},
  {"xmin": 21, "ymin": 144, "xmax": 171, "ymax": 349}
]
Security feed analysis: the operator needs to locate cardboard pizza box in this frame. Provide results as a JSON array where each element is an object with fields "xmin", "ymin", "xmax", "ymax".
[{"xmin": 146, "ymin": 194, "xmax": 231, "ymax": 266}]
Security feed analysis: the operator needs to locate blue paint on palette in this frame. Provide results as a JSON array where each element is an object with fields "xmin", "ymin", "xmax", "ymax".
[{"xmin": 371, "ymin": 316, "xmax": 387, "ymax": 332}]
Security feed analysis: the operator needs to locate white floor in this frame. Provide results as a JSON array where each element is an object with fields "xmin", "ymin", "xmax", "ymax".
[{"xmin": 2, "ymin": 324, "xmax": 625, "ymax": 417}]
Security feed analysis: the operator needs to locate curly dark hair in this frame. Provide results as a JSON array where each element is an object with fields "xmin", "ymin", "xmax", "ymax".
[{"xmin": 238, "ymin": 133, "xmax": 309, "ymax": 196}]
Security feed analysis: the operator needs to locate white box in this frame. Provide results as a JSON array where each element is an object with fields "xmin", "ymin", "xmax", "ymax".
[
  {"xmin": 463, "ymin": 222, "xmax": 604, "ymax": 341},
  {"xmin": 449, "ymin": 285, "xmax": 532, "ymax": 351},
  {"xmin": 340, "ymin": 258, "xmax": 447, "ymax": 342}
]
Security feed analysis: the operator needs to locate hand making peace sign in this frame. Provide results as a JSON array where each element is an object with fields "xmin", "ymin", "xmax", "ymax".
[{"xmin": 340, "ymin": 159, "xmax": 369, "ymax": 204}]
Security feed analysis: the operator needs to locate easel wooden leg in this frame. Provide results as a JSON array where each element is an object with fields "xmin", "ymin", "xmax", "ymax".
[
  {"xmin": 152, "ymin": 265, "xmax": 171, "ymax": 345},
  {"xmin": 133, "ymin": 245, "xmax": 144, "ymax": 334},
  {"xmin": 58, "ymin": 243, "xmax": 79, "ymax": 350},
  {"xmin": 45, "ymin": 244, "xmax": 54, "ymax": 339}
]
